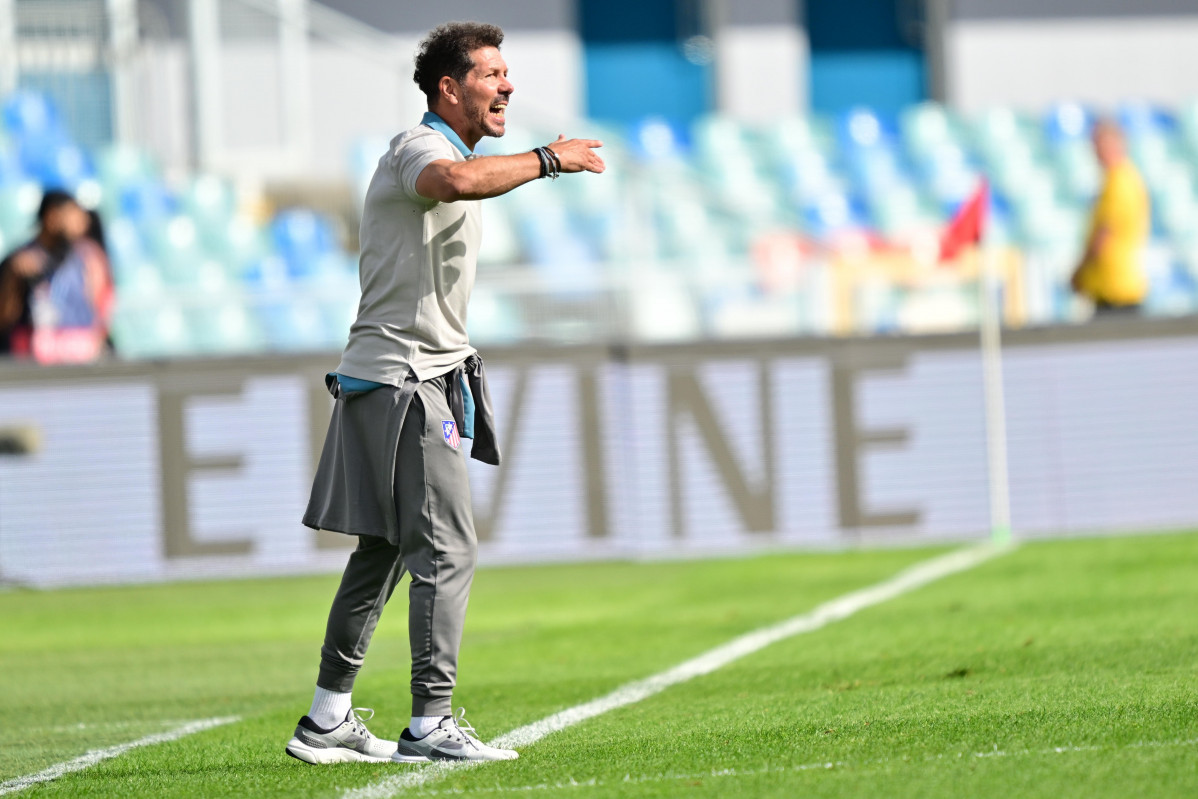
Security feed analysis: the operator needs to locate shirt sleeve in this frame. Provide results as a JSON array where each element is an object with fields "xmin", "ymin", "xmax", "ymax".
[{"xmin": 392, "ymin": 130, "xmax": 457, "ymax": 205}]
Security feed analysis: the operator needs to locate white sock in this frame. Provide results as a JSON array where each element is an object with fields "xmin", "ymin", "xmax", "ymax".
[
  {"xmin": 409, "ymin": 715, "xmax": 445, "ymax": 738},
  {"xmin": 309, "ymin": 686, "xmax": 352, "ymax": 730}
]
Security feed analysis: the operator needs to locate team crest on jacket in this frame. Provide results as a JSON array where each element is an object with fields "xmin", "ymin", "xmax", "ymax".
[{"xmin": 442, "ymin": 420, "xmax": 460, "ymax": 450}]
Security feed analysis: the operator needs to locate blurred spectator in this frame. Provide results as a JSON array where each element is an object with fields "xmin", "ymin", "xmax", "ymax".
[
  {"xmin": 0, "ymin": 189, "xmax": 113, "ymax": 363},
  {"xmin": 1070, "ymin": 121, "xmax": 1150, "ymax": 316}
]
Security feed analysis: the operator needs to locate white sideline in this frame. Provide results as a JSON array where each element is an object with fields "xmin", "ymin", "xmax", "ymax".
[
  {"xmin": 343, "ymin": 542, "xmax": 1009, "ymax": 799},
  {"xmin": 0, "ymin": 716, "xmax": 240, "ymax": 796}
]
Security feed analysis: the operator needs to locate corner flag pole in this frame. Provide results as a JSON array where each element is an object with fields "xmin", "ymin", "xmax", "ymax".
[
  {"xmin": 977, "ymin": 216, "xmax": 1012, "ymax": 546},
  {"xmin": 940, "ymin": 180, "xmax": 1012, "ymax": 546}
]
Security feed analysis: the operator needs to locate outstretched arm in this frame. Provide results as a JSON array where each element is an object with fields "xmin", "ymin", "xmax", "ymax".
[{"xmin": 415, "ymin": 135, "xmax": 605, "ymax": 203}]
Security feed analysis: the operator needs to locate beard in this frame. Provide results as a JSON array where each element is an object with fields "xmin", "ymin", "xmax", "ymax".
[{"xmin": 464, "ymin": 94, "xmax": 506, "ymax": 140}]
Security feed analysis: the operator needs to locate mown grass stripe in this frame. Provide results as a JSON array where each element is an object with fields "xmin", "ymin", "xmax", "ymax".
[
  {"xmin": 403, "ymin": 737, "xmax": 1198, "ymax": 796},
  {"xmin": 343, "ymin": 543, "xmax": 1009, "ymax": 799},
  {"xmin": 0, "ymin": 716, "xmax": 240, "ymax": 796}
]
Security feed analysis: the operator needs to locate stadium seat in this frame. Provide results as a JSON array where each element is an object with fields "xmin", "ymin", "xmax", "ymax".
[
  {"xmin": 1156, "ymin": 178, "xmax": 1198, "ymax": 239},
  {"xmin": 110, "ymin": 299, "xmax": 193, "ymax": 358},
  {"xmin": 1117, "ymin": 101, "xmax": 1171, "ymax": 138},
  {"xmin": 188, "ymin": 300, "xmax": 264, "ymax": 355},
  {"xmin": 0, "ymin": 140, "xmax": 21, "ymax": 188},
  {"xmin": 1043, "ymin": 102, "xmax": 1092, "ymax": 143},
  {"xmin": 119, "ymin": 178, "xmax": 178, "ymax": 225},
  {"xmin": 839, "ymin": 106, "xmax": 894, "ymax": 150},
  {"xmin": 1, "ymin": 90, "xmax": 63, "ymax": 139},
  {"xmin": 207, "ymin": 215, "xmax": 269, "ymax": 272},
  {"xmin": 900, "ymin": 102, "xmax": 962, "ymax": 159},
  {"xmin": 801, "ymin": 190, "xmax": 861, "ymax": 237},
  {"xmin": 1054, "ymin": 139, "xmax": 1101, "ymax": 202},
  {"xmin": 12, "ymin": 83, "xmax": 1198, "ymax": 348},
  {"xmin": 183, "ymin": 174, "xmax": 235, "ymax": 236},
  {"xmin": 271, "ymin": 208, "xmax": 338, "ymax": 279},
  {"xmin": 0, "ymin": 179, "xmax": 40, "ymax": 241},
  {"xmin": 147, "ymin": 214, "xmax": 205, "ymax": 284},
  {"xmin": 870, "ymin": 184, "xmax": 925, "ymax": 237},
  {"xmin": 628, "ymin": 116, "xmax": 690, "ymax": 162},
  {"xmin": 780, "ymin": 147, "xmax": 838, "ymax": 205},
  {"xmin": 98, "ymin": 144, "xmax": 157, "ymax": 190},
  {"xmin": 257, "ymin": 296, "xmax": 332, "ymax": 351},
  {"xmin": 18, "ymin": 136, "xmax": 95, "ymax": 189},
  {"xmin": 241, "ymin": 254, "xmax": 293, "ymax": 290},
  {"xmin": 112, "ymin": 259, "xmax": 165, "ymax": 299}
]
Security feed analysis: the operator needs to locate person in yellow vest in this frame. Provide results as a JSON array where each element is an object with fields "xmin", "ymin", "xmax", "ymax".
[{"xmin": 1070, "ymin": 120, "xmax": 1150, "ymax": 315}]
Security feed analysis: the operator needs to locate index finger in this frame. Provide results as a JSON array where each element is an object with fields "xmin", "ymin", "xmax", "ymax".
[{"xmin": 573, "ymin": 139, "xmax": 603, "ymax": 149}]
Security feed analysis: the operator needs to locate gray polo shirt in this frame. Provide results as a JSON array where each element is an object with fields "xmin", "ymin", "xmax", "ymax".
[{"xmin": 336, "ymin": 113, "xmax": 480, "ymax": 385}]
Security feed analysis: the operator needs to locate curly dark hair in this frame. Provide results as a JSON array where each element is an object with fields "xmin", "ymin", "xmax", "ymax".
[{"xmin": 413, "ymin": 22, "xmax": 505, "ymax": 103}]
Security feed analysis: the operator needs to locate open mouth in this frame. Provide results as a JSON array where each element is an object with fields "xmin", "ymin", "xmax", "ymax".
[{"xmin": 489, "ymin": 100, "xmax": 507, "ymax": 121}]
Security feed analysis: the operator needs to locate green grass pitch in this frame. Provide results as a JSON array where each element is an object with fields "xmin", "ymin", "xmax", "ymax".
[{"xmin": 1, "ymin": 532, "xmax": 1196, "ymax": 798}]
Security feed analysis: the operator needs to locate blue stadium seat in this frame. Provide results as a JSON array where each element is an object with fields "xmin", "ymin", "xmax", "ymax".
[
  {"xmin": 1, "ymin": 90, "xmax": 63, "ymax": 139},
  {"xmin": 103, "ymin": 215, "xmax": 147, "ymax": 269},
  {"xmin": 257, "ymin": 295, "xmax": 332, "ymax": 351},
  {"xmin": 0, "ymin": 139, "xmax": 24, "ymax": 188},
  {"xmin": 628, "ymin": 116, "xmax": 690, "ymax": 162},
  {"xmin": 18, "ymin": 135, "xmax": 95, "ymax": 189},
  {"xmin": 838, "ymin": 106, "xmax": 898, "ymax": 151},
  {"xmin": 119, "ymin": 178, "xmax": 178, "ymax": 225},
  {"xmin": 1117, "ymin": 101, "xmax": 1172, "ymax": 138},
  {"xmin": 800, "ymin": 190, "xmax": 864, "ymax": 237},
  {"xmin": 780, "ymin": 148, "xmax": 841, "ymax": 206},
  {"xmin": 241, "ymin": 254, "xmax": 292, "ymax": 290},
  {"xmin": 1044, "ymin": 102, "xmax": 1093, "ymax": 143},
  {"xmin": 271, "ymin": 208, "xmax": 337, "ymax": 279}
]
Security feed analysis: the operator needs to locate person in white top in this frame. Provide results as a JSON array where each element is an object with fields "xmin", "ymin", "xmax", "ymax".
[{"xmin": 287, "ymin": 21, "xmax": 605, "ymax": 766}]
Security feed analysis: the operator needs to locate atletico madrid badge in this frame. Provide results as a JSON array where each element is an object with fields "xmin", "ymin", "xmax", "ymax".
[{"xmin": 442, "ymin": 420, "xmax": 460, "ymax": 450}]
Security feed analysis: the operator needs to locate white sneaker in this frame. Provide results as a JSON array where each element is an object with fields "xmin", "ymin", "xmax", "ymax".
[
  {"xmin": 285, "ymin": 708, "xmax": 401, "ymax": 764},
  {"xmin": 392, "ymin": 708, "xmax": 518, "ymax": 762}
]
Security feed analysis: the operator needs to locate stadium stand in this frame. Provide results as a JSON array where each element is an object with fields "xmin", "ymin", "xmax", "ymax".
[{"xmin": 5, "ymin": 88, "xmax": 1198, "ymax": 358}]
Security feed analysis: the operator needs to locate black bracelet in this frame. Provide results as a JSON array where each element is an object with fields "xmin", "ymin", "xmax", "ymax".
[
  {"xmin": 536, "ymin": 146, "xmax": 560, "ymax": 180},
  {"xmin": 546, "ymin": 147, "xmax": 563, "ymax": 177},
  {"xmin": 533, "ymin": 147, "xmax": 550, "ymax": 178}
]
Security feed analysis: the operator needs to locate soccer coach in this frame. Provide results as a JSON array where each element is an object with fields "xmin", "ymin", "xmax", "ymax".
[{"xmin": 285, "ymin": 21, "xmax": 604, "ymax": 765}]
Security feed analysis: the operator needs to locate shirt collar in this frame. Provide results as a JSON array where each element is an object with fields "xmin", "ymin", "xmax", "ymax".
[{"xmin": 421, "ymin": 111, "xmax": 472, "ymax": 157}]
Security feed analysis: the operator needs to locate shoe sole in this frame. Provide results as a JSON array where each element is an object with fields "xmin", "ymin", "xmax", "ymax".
[
  {"xmin": 285, "ymin": 737, "xmax": 397, "ymax": 765},
  {"xmin": 393, "ymin": 747, "xmax": 518, "ymax": 763},
  {"xmin": 391, "ymin": 752, "xmax": 430, "ymax": 764}
]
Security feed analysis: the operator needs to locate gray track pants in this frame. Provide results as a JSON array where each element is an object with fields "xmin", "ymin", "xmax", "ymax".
[{"xmin": 316, "ymin": 374, "xmax": 477, "ymax": 717}]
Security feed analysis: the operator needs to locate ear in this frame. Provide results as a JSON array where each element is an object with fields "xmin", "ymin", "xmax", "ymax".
[{"xmin": 438, "ymin": 75, "xmax": 460, "ymax": 106}]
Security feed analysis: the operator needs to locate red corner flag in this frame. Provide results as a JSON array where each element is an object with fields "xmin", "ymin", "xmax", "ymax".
[{"xmin": 939, "ymin": 180, "xmax": 988, "ymax": 262}]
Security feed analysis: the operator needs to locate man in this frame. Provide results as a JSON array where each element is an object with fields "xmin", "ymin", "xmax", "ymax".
[
  {"xmin": 1070, "ymin": 120, "xmax": 1150, "ymax": 316},
  {"xmin": 285, "ymin": 22, "xmax": 604, "ymax": 765},
  {"xmin": 0, "ymin": 189, "xmax": 111, "ymax": 362}
]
